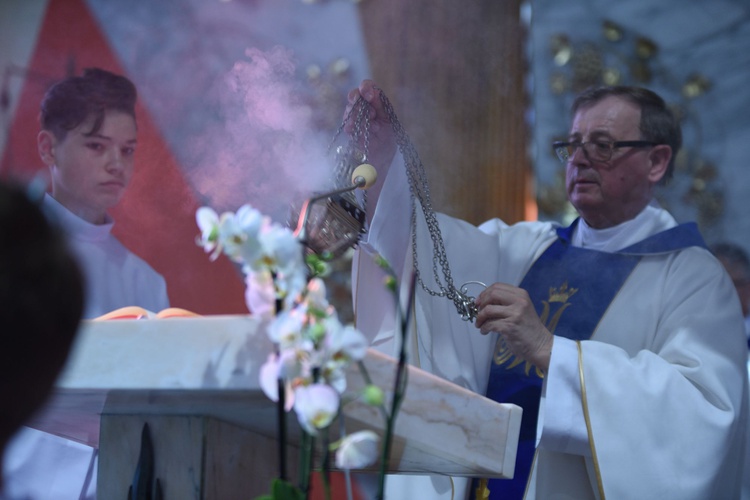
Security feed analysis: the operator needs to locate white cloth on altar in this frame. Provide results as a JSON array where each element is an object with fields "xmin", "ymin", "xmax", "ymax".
[
  {"xmin": 352, "ymin": 155, "xmax": 748, "ymax": 499},
  {"xmin": 1, "ymin": 195, "xmax": 169, "ymax": 499}
]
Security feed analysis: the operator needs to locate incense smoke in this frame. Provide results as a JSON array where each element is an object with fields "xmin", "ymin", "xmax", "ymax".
[{"xmin": 186, "ymin": 46, "xmax": 333, "ymax": 223}]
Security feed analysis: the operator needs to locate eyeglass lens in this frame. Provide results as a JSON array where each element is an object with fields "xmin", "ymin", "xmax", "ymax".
[{"xmin": 556, "ymin": 142, "xmax": 614, "ymax": 163}]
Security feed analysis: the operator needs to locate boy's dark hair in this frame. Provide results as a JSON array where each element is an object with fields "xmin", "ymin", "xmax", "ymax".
[
  {"xmin": 0, "ymin": 182, "xmax": 84, "ymax": 451},
  {"xmin": 40, "ymin": 67, "xmax": 137, "ymax": 140}
]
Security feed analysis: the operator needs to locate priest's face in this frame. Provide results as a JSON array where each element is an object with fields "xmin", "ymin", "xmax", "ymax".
[
  {"xmin": 40, "ymin": 110, "xmax": 136, "ymax": 225},
  {"xmin": 565, "ymin": 95, "xmax": 667, "ymax": 229}
]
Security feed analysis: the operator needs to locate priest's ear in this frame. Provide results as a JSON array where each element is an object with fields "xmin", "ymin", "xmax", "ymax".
[
  {"xmin": 647, "ymin": 144, "xmax": 671, "ymax": 184},
  {"xmin": 37, "ymin": 130, "xmax": 58, "ymax": 167}
]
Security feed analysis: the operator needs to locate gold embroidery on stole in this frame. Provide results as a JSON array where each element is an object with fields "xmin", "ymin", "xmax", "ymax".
[{"xmin": 493, "ymin": 281, "xmax": 578, "ymax": 378}]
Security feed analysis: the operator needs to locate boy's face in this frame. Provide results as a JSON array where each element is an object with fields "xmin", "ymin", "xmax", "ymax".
[{"xmin": 39, "ymin": 110, "xmax": 137, "ymax": 224}]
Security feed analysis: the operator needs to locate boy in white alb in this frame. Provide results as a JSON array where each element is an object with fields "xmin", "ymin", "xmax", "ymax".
[{"xmin": 2, "ymin": 68, "xmax": 169, "ymax": 499}]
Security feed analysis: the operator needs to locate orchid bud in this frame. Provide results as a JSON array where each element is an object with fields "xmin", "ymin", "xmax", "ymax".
[{"xmin": 362, "ymin": 384, "xmax": 384, "ymax": 406}]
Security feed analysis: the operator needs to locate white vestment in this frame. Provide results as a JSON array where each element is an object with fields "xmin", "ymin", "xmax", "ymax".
[
  {"xmin": 41, "ymin": 194, "xmax": 170, "ymax": 318},
  {"xmin": 353, "ymin": 156, "xmax": 748, "ymax": 499},
  {"xmin": 1, "ymin": 194, "xmax": 170, "ymax": 500}
]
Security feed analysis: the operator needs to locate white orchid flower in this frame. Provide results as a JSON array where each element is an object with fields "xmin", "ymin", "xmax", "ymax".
[
  {"xmin": 321, "ymin": 363, "xmax": 348, "ymax": 394},
  {"xmin": 334, "ymin": 430, "xmax": 379, "ymax": 469},
  {"xmin": 244, "ymin": 269, "xmax": 278, "ymax": 319},
  {"xmin": 219, "ymin": 206, "xmax": 266, "ymax": 265},
  {"xmin": 259, "ymin": 224, "xmax": 302, "ymax": 272},
  {"xmin": 197, "ymin": 202, "xmax": 395, "ymax": 484},
  {"xmin": 278, "ymin": 267, "xmax": 309, "ymax": 311},
  {"xmin": 293, "ymin": 383, "xmax": 340, "ymax": 435},
  {"xmin": 325, "ymin": 320, "xmax": 368, "ymax": 364},
  {"xmin": 267, "ymin": 307, "xmax": 306, "ymax": 349},
  {"xmin": 195, "ymin": 207, "xmax": 222, "ymax": 260},
  {"xmin": 304, "ymin": 277, "xmax": 329, "ymax": 312},
  {"xmin": 277, "ymin": 346, "xmax": 305, "ymax": 382},
  {"xmin": 258, "ymin": 225, "xmax": 307, "ymax": 304},
  {"xmin": 234, "ymin": 205, "xmax": 267, "ymax": 266},
  {"xmin": 316, "ymin": 323, "xmax": 367, "ymax": 394},
  {"xmin": 259, "ymin": 353, "xmax": 294, "ymax": 411}
]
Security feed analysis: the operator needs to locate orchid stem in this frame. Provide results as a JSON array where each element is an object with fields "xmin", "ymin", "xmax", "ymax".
[
  {"xmin": 338, "ymin": 414, "xmax": 355, "ymax": 500},
  {"xmin": 320, "ymin": 429, "xmax": 332, "ymax": 500},
  {"xmin": 299, "ymin": 431, "xmax": 313, "ymax": 495},
  {"xmin": 277, "ymin": 377, "xmax": 287, "ymax": 482},
  {"xmin": 375, "ymin": 271, "xmax": 416, "ymax": 499}
]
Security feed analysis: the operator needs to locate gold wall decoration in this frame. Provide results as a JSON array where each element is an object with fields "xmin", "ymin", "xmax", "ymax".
[
  {"xmin": 538, "ymin": 19, "xmax": 722, "ymax": 230},
  {"xmin": 305, "ymin": 57, "xmax": 355, "ymax": 133}
]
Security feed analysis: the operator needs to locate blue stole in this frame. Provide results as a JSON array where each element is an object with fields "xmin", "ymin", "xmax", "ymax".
[{"xmin": 475, "ymin": 219, "xmax": 705, "ymax": 500}]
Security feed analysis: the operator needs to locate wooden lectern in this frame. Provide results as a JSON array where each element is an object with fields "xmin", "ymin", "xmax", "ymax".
[{"xmin": 33, "ymin": 315, "xmax": 522, "ymax": 498}]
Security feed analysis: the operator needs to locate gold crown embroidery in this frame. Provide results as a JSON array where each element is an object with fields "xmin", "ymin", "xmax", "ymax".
[
  {"xmin": 548, "ymin": 281, "xmax": 578, "ymax": 303},
  {"xmin": 494, "ymin": 280, "xmax": 578, "ymax": 379}
]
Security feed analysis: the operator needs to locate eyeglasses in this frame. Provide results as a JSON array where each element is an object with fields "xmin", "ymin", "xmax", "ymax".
[{"xmin": 552, "ymin": 140, "xmax": 658, "ymax": 164}]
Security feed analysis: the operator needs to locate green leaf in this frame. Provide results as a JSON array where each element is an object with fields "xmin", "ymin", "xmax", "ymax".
[
  {"xmin": 254, "ymin": 478, "xmax": 305, "ymax": 500},
  {"xmin": 274, "ymin": 478, "xmax": 305, "ymax": 500}
]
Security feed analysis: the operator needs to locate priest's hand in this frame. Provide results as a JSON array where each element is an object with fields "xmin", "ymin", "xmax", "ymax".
[
  {"xmin": 345, "ymin": 80, "xmax": 398, "ymax": 183},
  {"xmin": 475, "ymin": 282, "xmax": 554, "ymax": 373}
]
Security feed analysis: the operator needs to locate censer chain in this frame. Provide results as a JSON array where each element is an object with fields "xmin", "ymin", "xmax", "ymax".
[{"xmin": 333, "ymin": 90, "xmax": 480, "ymax": 322}]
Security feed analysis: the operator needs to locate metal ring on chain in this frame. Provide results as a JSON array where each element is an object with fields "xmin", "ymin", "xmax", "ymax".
[{"xmin": 457, "ymin": 281, "xmax": 488, "ymax": 321}]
